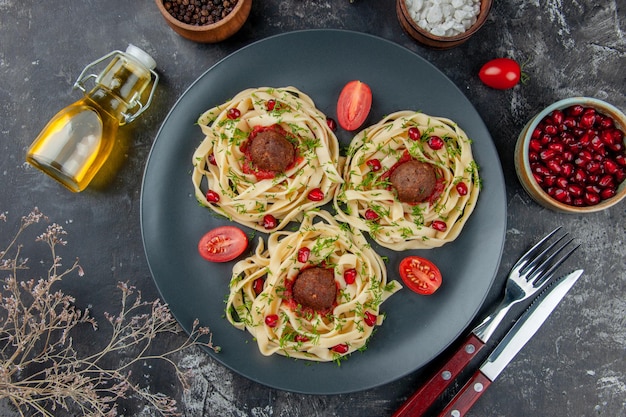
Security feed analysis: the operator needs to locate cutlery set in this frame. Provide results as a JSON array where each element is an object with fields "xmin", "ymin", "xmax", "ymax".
[{"xmin": 393, "ymin": 228, "xmax": 582, "ymax": 416}]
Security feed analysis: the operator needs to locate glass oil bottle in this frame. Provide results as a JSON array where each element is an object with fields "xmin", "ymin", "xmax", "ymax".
[{"xmin": 26, "ymin": 45, "xmax": 159, "ymax": 192}]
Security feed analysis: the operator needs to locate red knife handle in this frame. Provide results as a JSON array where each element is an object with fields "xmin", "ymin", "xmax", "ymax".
[
  {"xmin": 392, "ymin": 334, "xmax": 485, "ymax": 417},
  {"xmin": 438, "ymin": 371, "xmax": 492, "ymax": 417}
]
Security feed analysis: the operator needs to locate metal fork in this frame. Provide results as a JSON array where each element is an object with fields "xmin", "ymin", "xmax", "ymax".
[
  {"xmin": 392, "ymin": 228, "xmax": 579, "ymax": 417},
  {"xmin": 473, "ymin": 227, "xmax": 579, "ymax": 341}
]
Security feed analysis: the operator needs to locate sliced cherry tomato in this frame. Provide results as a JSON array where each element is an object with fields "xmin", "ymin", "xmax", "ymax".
[
  {"xmin": 336, "ymin": 80, "xmax": 372, "ymax": 131},
  {"xmin": 399, "ymin": 256, "xmax": 442, "ymax": 295},
  {"xmin": 197, "ymin": 225, "xmax": 248, "ymax": 263},
  {"xmin": 479, "ymin": 58, "xmax": 521, "ymax": 90}
]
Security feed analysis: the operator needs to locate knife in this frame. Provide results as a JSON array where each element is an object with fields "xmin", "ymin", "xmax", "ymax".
[{"xmin": 438, "ymin": 269, "xmax": 583, "ymax": 417}]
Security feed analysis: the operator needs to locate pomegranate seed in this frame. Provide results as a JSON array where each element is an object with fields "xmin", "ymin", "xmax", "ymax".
[
  {"xmin": 529, "ymin": 152, "xmax": 539, "ymax": 163},
  {"xmin": 546, "ymin": 160, "xmax": 562, "ymax": 174},
  {"xmin": 586, "ymin": 161, "xmax": 602, "ymax": 174},
  {"xmin": 603, "ymin": 159, "xmax": 618, "ymax": 175},
  {"xmin": 561, "ymin": 163, "xmax": 574, "ymax": 177},
  {"xmin": 294, "ymin": 334, "xmax": 309, "ymax": 343},
  {"xmin": 262, "ymin": 214, "xmax": 277, "ymax": 230},
  {"xmin": 573, "ymin": 169, "xmax": 587, "ymax": 183},
  {"xmin": 563, "ymin": 116, "xmax": 578, "ymax": 129},
  {"xmin": 551, "ymin": 109, "xmax": 564, "ymax": 125},
  {"xmin": 556, "ymin": 177, "xmax": 569, "ymax": 189},
  {"xmin": 205, "ymin": 190, "xmax": 220, "ymax": 203},
  {"xmin": 265, "ymin": 314, "xmax": 279, "ymax": 328},
  {"xmin": 609, "ymin": 142, "xmax": 624, "ymax": 152},
  {"xmin": 543, "ymin": 175, "xmax": 557, "ymax": 187},
  {"xmin": 367, "ymin": 159, "xmax": 382, "ymax": 172},
  {"xmin": 408, "ymin": 127, "xmax": 421, "ymax": 140},
  {"xmin": 580, "ymin": 113, "xmax": 596, "ymax": 129},
  {"xmin": 598, "ymin": 175, "xmax": 615, "ymax": 189},
  {"xmin": 568, "ymin": 105, "xmax": 584, "ymax": 117},
  {"xmin": 431, "ymin": 220, "xmax": 447, "ymax": 232},
  {"xmin": 364, "ymin": 311, "xmax": 377, "ymax": 327},
  {"xmin": 540, "ymin": 149, "xmax": 557, "ymax": 161},
  {"xmin": 326, "ymin": 117, "xmax": 337, "ymax": 132},
  {"xmin": 527, "ymin": 103, "xmax": 626, "ymax": 207},
  {"xmin": 562, "ymin": 151, "xmax": 574, "ymax": 162},
  {"xmin": 208, "ymin": 153, "xmax": 217, "ymax": 165},
  {"xmin": 529, "ymin": 138, "xmax": 542, "ymax": 152},
  {"xmin": 601, "ymin": 188, "xmax": 616, "ymax": 199},
  {"xmin": 266, "ymin": 99, "xmax": 276, "ymax": 111},
  {"xmin": 584, "ymin": 191, "xmax": 601, "ymax": 205},
  {"xmin": 253, "ymin": 278, "xmax": 264, "ymax": 295},
  {"xmin": 227, "ymin": 108, "xmax": 241, "ymax": 120},
  {"xmin": 544, "ymin": 124, "xmax": 558, "ymax": 135},
  {"xmin": 331, "ymin": 344, "xmax": 349, "ymax": 354},
  {"xmin": 456, "ymin": 182, "xmax": 468, "ymax": 196},
  {"xmin": 567, "ymin": 184, "xmax": 584, "ymax": 197},
  {"xmin": 364, "ymin": 209, "xmax": 379, "ymax": 220},
  {"xmin": 307, "ymin": 188, "xmax": 325, "ymax": 201},
  {"xmin": 428, "ymin": 136, "xmax": 445, "ymax": 150},
  {"xmin": 553, "ymin": 188, "xmax": 570, "ymax": 203},
  {"xmin": 344, "ymin": 268, "xmax": 357, "ymax": 284},
  {"xmin": 297, "ymin": 247, "xmax": 311, "ymax": 263}
]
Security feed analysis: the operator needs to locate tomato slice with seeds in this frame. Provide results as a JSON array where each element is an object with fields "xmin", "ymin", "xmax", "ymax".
[
  {"xmin": 398, "ymin": 256, "xmax": 442, "ymax": 295},
  {"xmin": 197, "ymin": 226, "xmax": 248, "ymax": 263},
  {"xmin": 336, "ymin": 80, "xmax": 372, "ymax": 131}
]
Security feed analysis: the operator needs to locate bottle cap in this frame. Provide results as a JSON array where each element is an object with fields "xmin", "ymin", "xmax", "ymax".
[{"xmin": 125, "ymin": 44, "xmax": 157, "ymax": 70}]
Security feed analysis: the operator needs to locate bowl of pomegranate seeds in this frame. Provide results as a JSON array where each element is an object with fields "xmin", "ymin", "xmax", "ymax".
[
  {"xmin": 156, "ymin": 0, "xmax": 252, "ymax": 43},
  {"xmin": 515, "ymin": 97, "xmax": 626, "ymax": 213},
  {"xmin": 396, "ymin": 0, "xmax": 493, "ymax": 49}
]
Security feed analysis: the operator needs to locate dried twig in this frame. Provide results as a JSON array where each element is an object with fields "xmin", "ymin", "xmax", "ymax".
[{"xmin": 0, "ymin": 208, "xmax": 218, "ymax": 416}]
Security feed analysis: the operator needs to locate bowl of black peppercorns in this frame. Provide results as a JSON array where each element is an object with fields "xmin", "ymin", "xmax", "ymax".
[{"xmin": 156, "ymin": 0, "xmax": 252, "ymax": 43}]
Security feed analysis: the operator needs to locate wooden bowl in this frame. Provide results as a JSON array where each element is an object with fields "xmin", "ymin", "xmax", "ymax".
[
  {"xmin": 155, "ymin": 0, "xmax": 252, "ymax": 43},
  {"xmin": 515, "ymin": 97, "xmax": 626, "ymax": 213},
  {"xmin": 396, "ymin": 0, "xmax": 492, "ymax": 49}
]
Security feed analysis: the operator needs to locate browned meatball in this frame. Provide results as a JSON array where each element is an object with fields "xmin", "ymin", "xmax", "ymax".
[
  {"xmin": 390, "ymin": 160, "xmax": 437, "ymax": 203},
  {"xmin": 292, "ymin": 267, "xmax": 337, "ymax": 311},
  {"xmin": 249, "ymin": 129, "xmax": 295, "ymax": 172}
]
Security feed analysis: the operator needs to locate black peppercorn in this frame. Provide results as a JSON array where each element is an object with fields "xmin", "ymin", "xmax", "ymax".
[{"xmin": 162, "ymin": 0, "xmax": 238, "ymax": 26}]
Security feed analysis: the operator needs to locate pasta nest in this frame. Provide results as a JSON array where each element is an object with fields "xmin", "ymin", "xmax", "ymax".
[
  {"xmin": 192, "ymin": 87, "xmax": 343, "ymax": 232},
  {"xmin": 226, "ymin": 210, "xmax": 401, "ymax": 362},
  {"xmin": 333, "ymin": 110, "xmax": 481, "ymax": 250}
]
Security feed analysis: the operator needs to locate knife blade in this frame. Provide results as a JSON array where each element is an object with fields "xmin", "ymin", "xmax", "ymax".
[{"xmin": 438, "ymin": 269, "xmax": 583, "ymax": 417}]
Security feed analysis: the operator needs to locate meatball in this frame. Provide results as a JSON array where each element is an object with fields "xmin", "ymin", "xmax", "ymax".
[
  {"xmin": 292, "ymin": 267, "xmax": 337, "ymax": 311},
  {"xmin": 390, "ymin": 160, "xmax": 437, "ymax": 203},
  {"xmin": 248, "ymin": 129, "xmax": 295, "ymax": 172}
]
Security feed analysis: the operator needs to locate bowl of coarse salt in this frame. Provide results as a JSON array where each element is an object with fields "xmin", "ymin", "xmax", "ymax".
[{"xmin": 397, "ymin": 0, "xmax": 492, "ymax": 49}]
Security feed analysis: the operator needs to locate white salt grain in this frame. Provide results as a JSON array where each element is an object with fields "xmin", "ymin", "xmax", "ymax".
[{"xmin": 405, "ymin": 0, "xmax": 481, "ymax": 37}]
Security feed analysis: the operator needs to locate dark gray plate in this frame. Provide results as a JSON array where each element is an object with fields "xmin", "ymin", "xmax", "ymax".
[{"xmin": 141, "ymin": 29, "xmax": 506, "ymax": 394}]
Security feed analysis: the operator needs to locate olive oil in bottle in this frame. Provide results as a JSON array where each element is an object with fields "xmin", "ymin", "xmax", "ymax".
[{"xmin": 26, "ymin": 45, "xmax": 158, "ymax": 192}]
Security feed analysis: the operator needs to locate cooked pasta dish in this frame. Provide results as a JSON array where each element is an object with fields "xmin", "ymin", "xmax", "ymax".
[
  {"xmin": 225, "ymin": 210, "xmax": 401, "ymax": 362},
  {"xmin": 333, "ymin": 110, "xmax": 480, "ymax": 250},
  {"xmin": 192, "ymin": 87, "xmax": 343, "ymax": 232}
]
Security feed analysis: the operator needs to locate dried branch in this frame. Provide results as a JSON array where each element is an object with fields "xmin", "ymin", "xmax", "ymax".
[{"xmin": 0, "ymin": 208, "xmax": 219, "ymax": 416}]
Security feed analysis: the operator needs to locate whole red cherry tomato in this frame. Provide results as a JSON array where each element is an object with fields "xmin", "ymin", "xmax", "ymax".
[
  {"xmin": 399, "ymin": 256, "xmax": 442, "ymax": 295},
  {"xmin": 479, "ymin": 58, "xmax": 522, "ymax": 90},
  {"xmin": 336, "ymin": 80, "xmax": 372, "ymax": 131}
]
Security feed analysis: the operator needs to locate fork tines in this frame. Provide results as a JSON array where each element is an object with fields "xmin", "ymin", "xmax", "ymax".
[{"xmin": 517, "ymin": 227, "xmax": 580, "ymax": 287}]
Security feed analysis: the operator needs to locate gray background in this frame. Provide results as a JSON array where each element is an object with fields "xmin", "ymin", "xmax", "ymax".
[{"xmin": 1, "ymin": 1, "xmax": 624, "ymax": 416}]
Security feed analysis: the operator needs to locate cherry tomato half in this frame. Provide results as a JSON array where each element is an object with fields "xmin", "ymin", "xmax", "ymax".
[
  {"xmin": 398, "ymin": 256, "xmax": 442, "ymax": 295},
  {"xmin": 198, "ymin": 226, "xmax": 248, "ymax": 263},
  {"xmin": 479, "ymin": 58, "xmax": 521, "ymax": 90},
  {"xmin": 336, "ymin": 80, "xmax": 372, "ymax": 131}
]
